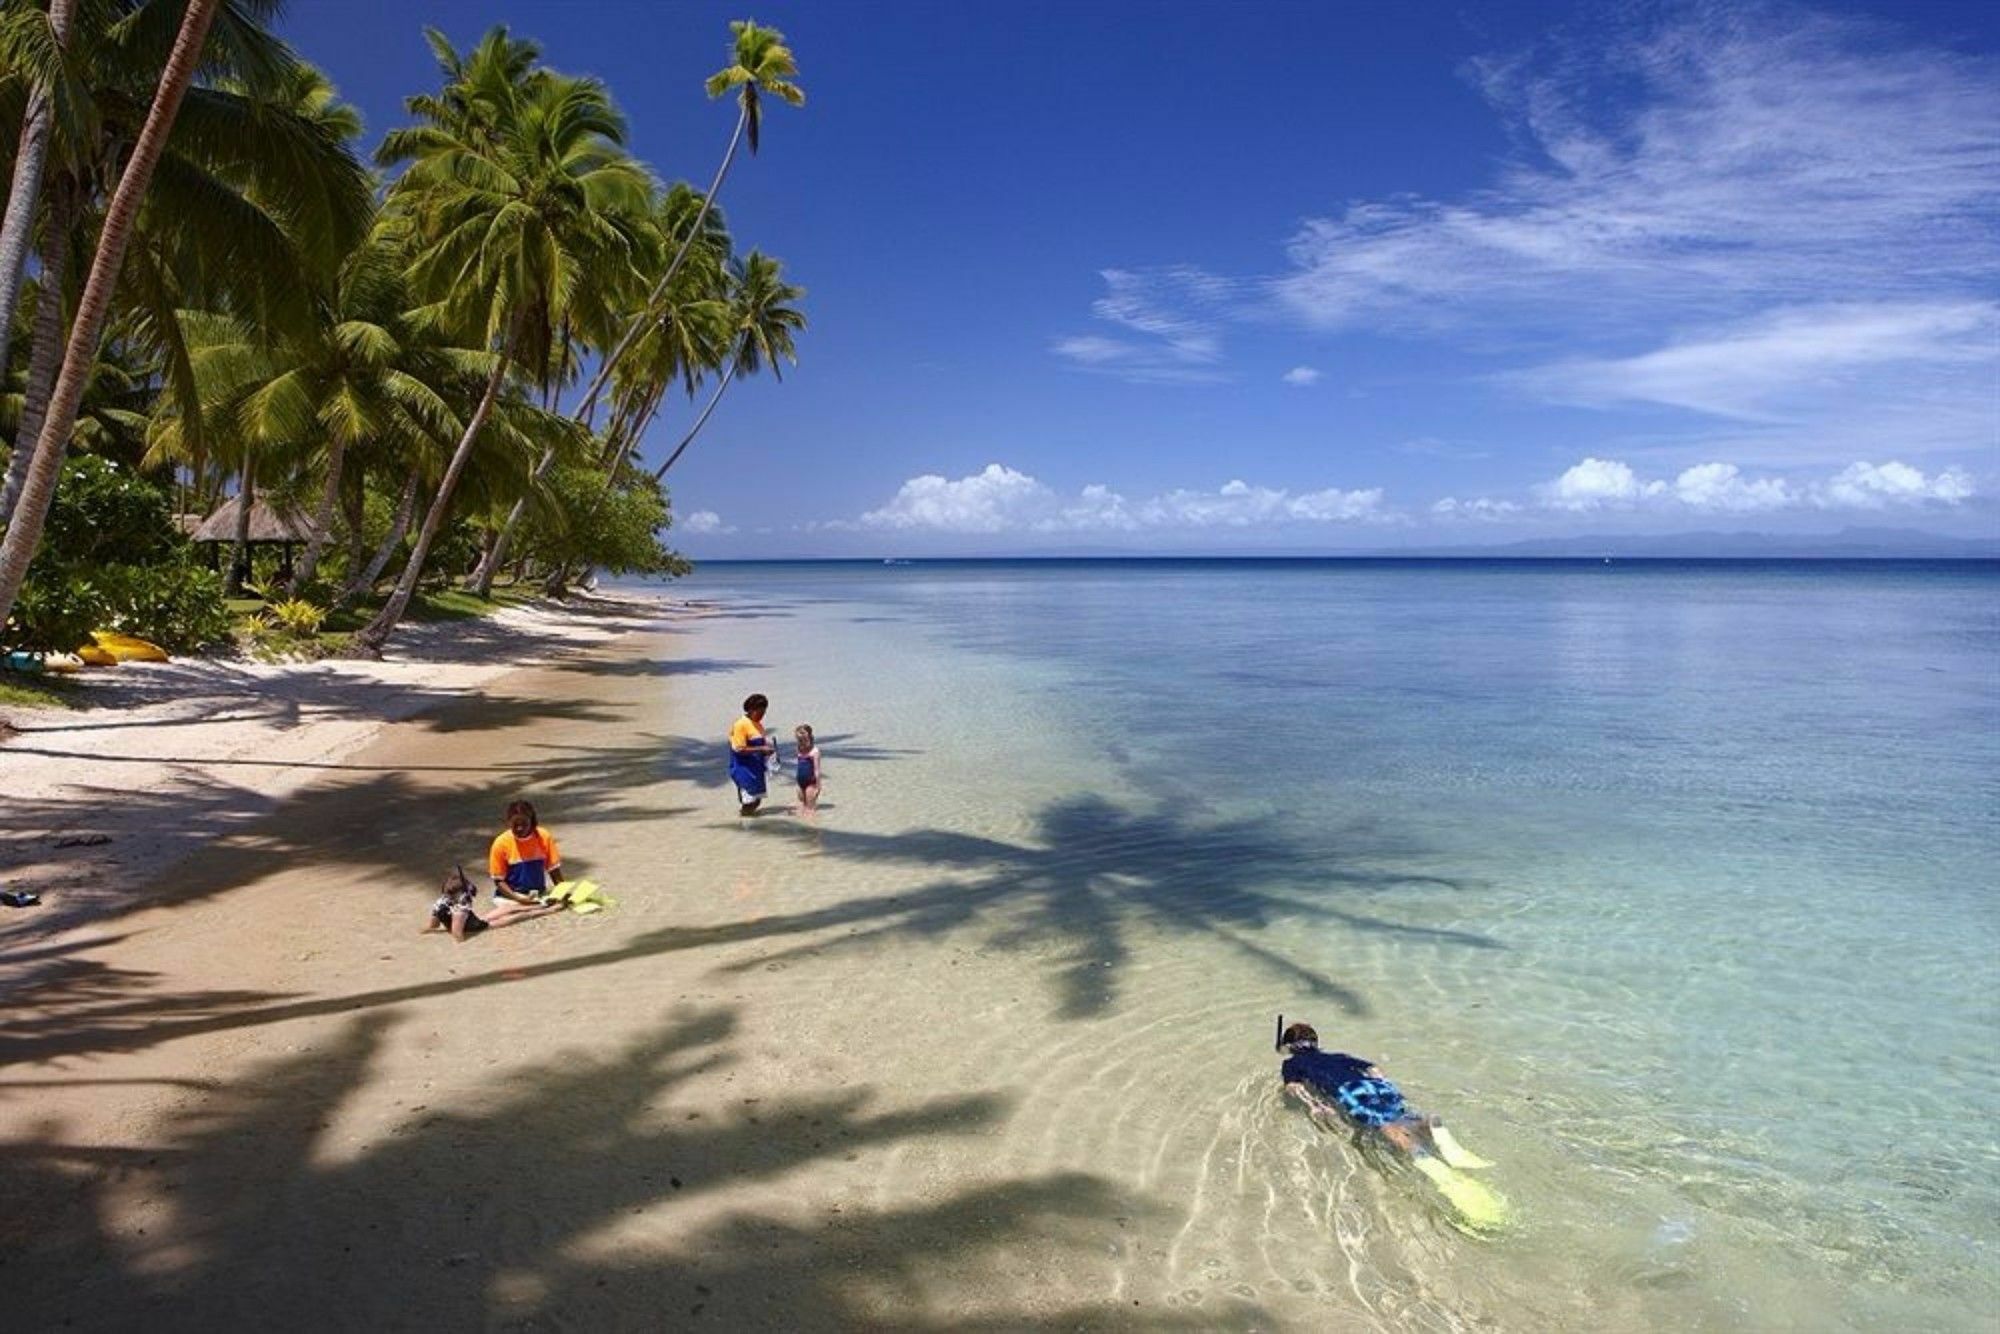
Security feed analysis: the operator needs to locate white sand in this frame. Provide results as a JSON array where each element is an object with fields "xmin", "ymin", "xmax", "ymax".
[{"xmin": 0, "ymin": 592, "xmax": 671, "ymax": 928}]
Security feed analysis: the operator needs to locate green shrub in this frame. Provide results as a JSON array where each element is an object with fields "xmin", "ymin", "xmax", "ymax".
[
  {"xmin": 98, "ymin": 560, "xmax": 232, "ymax": 650},
  {"xmin": 6, "ymin": 572, "xmax": 108, "ymax": 655}
]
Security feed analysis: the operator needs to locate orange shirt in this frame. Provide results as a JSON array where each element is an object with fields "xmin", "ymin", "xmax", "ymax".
[{"xmin": 489, "ymin": 827, "xmax": 560, "ymax": 891}]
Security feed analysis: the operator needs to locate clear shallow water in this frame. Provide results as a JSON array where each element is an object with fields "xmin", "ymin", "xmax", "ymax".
[{"xmin": 641, "ymin": 559, "xmax": 1999, "ymax": 1330}]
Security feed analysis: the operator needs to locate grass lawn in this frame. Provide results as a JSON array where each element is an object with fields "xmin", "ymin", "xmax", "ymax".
[{"xmin": 0, "ymin": 670, "xmax": 84, "ymax": 710}]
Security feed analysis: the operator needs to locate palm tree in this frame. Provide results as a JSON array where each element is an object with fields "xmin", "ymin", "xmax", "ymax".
[
  {"xmin": 0, "ymin": 0, "xmax": 223, "ymax": 635},
  {"xmin": 351, "ymin": 45, "xmax": 651, "ymax": 655},
  {"xmin": 651, "ymin": 249, "xmax": 803, "ymax": 479},
  {"xmin": 466, "ymin": 181, "xmax": 729, "ymax": 597},
  {"xmin": 0, "ymin": 0, "xmax": 75, "ymax": 392},
  {"xmin": 570, "ymin": 18, "xmax": 802, "ymax": 423},
  {"xmin": 0, "ymin": 5, "xmax": 370, "ymax": 530}
]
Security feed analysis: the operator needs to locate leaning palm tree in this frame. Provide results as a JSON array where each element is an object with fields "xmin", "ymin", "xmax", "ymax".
[
  {"xmin": 0, "ymin": 0, "xmax": 222, "ymax": 635},
  {"xmin": 570, "ymin": 17, "xmax": 802, "ymax": 423},
  {"xmin": 351, "ymin": 52, "xmax": 651, "ymax": 655},
  {"xmin": 466, "ymin": 180, "xmax": 727, "ymax": 597},
  {"xmin": 0, "ymin": 0, "xmax": 76, "ymax": 391},
  {"xmin": 652, "ymin": 250, "xmax": 804, "ymax": 479}
]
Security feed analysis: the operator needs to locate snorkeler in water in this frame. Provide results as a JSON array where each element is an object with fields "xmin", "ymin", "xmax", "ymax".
[{"xmin": 1277, "ymin": 1017, "xmax": 1506, "ymax": 1227}]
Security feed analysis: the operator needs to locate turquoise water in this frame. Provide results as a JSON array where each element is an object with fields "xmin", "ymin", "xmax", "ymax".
[{"xmin": 651, "ymin": 558, "xmax": 2000, "ymax": 1330}]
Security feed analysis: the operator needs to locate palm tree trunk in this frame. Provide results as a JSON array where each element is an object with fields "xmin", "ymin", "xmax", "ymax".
[
  {"xmin": 288, "ymin": 434, "xmax": 346, "ymax": 595},
  {"xmin": 0, "ymin": 0, "xmax": 74, "ymax": 394},
  {"xmin": 0, "ymin": 186, "xmax": 75, "ymax": 529},
  {"xmin": 0, "ymin": 0, "xmax": 218, "ymax": 636},
  {"xmin": 653, "ymin": 358, "xmax": 738, "ymax": 479},
  {"xmin": 354, "ymin": 330, "xmax": 516, "ymax": 655},
  {"xmin": 573, "ymin": 105, "xmax": 747, "ymax": 422},
  {"xmin": 335, "ymin": 469, "xmax": 417, "ymax": 610},
  {"xmin": 224, "ymin": 464, "xmax": 254, "ymax": 596}
]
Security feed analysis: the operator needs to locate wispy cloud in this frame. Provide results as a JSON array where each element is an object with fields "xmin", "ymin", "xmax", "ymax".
[
  {"xmin": 1272, "ymin": 9, "xmax": 2000, "ymax": 334},
  {"xmin": 1281, "ymin": 366, "xmax": 1322, "ymax": 386},
  {"xmin": 1051, "ymin": 268, "xmax": 1238, "ymax": 384},
  {"xmin": 857, "ymin": 464, "xmax": 1389, "ymax": 534}
]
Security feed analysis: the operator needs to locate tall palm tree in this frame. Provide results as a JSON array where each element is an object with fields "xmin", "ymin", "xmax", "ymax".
[
  {"xmin": 466, "ymin": 180, "xmax": 728, "ymax": 597},
  {"xmin": 0, "ymin": 0, "xmax": 75, "ymax": 392},
  {"xmin": 652, "ymin": 250, "xmax": 803, "ymax": 479},
  {"xmin": 0, "ymin": 3, "xmax": 370, "ymax": 531},
  {"xmin": 570, "ymin": 17, "xmax": 802, "ymax": 423},
  {"xmin": 0, "ymin": 0, "xmax": 222, "ymax": 634},
  {"xmin": 352, "ymin": 47, "xmax": 651, "ymax": 655}
]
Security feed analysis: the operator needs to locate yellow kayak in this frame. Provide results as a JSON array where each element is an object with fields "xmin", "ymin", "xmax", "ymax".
[
  {"xmin": 91, "ymin": 631, "xmax": 170, "ymax": 663},
  {"xmin": 76, "ymin": 644, "xmax": 119, "ymax": 667}
]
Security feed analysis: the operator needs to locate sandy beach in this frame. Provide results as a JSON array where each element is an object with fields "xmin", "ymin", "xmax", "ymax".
[{"xmin": 0, "ymin": 589, "xmax": 1213, "ymax": 1330}]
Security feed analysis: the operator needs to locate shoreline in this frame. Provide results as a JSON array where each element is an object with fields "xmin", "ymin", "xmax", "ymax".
[{"xmin": 0, "ymin": 590, "xmax": 676, "ymax": 937}]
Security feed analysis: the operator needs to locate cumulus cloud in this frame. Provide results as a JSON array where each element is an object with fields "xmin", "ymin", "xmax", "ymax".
[
  {"xmin": 1519, "ymin": 457, "xmax": 1975, "ymax": 514},
  {"xmin": 678, "ymin": 509, "xmax": 733, "ymax": 535},
  {"xmin": 1281, "ymin": 366, "xmax": 1322, "ymax": 386},
  {"xmin": 858, "ymin": 464, "xmax": 1388, "ymax": 534}
]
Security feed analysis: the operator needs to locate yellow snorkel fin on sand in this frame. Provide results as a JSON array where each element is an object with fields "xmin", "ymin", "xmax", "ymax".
[
  {"xmin": 547, "ymin": 879, "xmax": 614, "ymax": 914},
  {"xmin": 1413, "ymin": 1155, "xmax": 1510, "ymax": 1232}
]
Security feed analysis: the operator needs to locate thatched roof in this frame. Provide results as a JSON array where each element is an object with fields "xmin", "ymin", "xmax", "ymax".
[{"xmin": 190, "ymin": 494, "xmax": 326, "ymax": 544}]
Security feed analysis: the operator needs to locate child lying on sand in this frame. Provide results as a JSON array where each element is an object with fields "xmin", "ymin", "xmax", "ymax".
[{"xmin": 423, "ymin": 866, "xmax": 562, "ymax": 941}]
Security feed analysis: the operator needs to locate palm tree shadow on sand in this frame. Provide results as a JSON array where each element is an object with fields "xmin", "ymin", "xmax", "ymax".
[
  {"xmin": 0, "ymin": 1006, "xmax": 1228, "ymax": 1329},
  {"xmin": 729, "ymin": 794, "xmax": 1500, "ymax": 1020}
]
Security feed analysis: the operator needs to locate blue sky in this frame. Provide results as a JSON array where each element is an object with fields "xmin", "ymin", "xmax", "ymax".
[{"xmin": 277, "ymin": 0, "xmax": 2000, "ymax": 555}]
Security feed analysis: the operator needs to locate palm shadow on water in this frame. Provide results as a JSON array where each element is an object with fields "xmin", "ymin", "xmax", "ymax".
[
  {"xmin": 0, "ymin": 1007, "xmax": 1224, "ymax": 1329},
  {"xmin": 728, "ymin": 795, "xmax": 1500, "ymax": 1020}
]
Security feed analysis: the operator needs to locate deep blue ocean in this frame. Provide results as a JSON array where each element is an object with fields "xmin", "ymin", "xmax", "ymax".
[{"xmin": 651, "ymin": 557, "xmax": 2000, "ymax": 1330}]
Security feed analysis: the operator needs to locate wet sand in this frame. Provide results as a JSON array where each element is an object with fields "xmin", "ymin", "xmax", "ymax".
[{"xmin": 0, "ymin": 600, "xmax": 1232, "ymax": 1330}]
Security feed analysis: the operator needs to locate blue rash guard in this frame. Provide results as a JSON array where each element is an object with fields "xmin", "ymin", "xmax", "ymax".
[{"xmin": 1282, "ymin": 1048, "xmax": 1411, "ymax": 1129}]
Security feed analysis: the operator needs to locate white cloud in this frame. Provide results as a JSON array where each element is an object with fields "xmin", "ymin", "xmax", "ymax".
[
  {"xmin": 1527, "ymin": 456, "xmax": 1974, "ymax": 514},
  {"xmin": 1272, "ymin": 13, "xmax": 2000, "ymax": 333},
  {"xmin": 1432, "ymin": 497, "xmax": 1522, "ymax": 520},
  {"xmin": 1816, "ymin": 461, "xmax": 1975, "ymax": 509},
  {"xmin": 1540, "ymin": 458, "xmax": 1668, "ymax": 510},
  {"xmin": 1281, "ymin": 366, "xmax": 1322, "ymax": 386},
  {"xmin": 859, "ymin": 464, "xmax": 1389, "ymax": 534},
  {"xmin": 1050, "ymin": 268, "xmax": 1237, "ymax": 384},
  {"xmin": 1513, "ymin": 302, "xmax": 1996, "ymax": 420},
  {"xmin": 678, "ymin": 509, "xmax": 733, "ymax": 535}
]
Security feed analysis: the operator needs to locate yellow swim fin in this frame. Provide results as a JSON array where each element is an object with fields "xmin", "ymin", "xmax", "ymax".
[
  {"xmin": 1412, "ymin": 1155, "xmax": 1509, "ymax": 1231},
  {"xmin": 1431, "ymin": 1125, "xmax": 1494, "ymax": 1171},
  {"xmin": 570, "ymin": 901, "xmax": 604, "ymax": 916}
]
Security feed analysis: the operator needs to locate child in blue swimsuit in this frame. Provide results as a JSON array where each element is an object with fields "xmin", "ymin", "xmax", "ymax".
[{"xmin": 793, "ymin": 723, "xmax": 822, "ymax": 812}]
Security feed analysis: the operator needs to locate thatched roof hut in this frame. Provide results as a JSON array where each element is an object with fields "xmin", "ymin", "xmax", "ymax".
[{"xmin": 190, "ymin": 495, "xmax": 326, "ymax": 546}]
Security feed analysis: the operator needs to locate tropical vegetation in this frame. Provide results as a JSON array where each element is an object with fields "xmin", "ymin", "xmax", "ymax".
[{"xmin": 0, "ymin": 1, "xmax": 805, "ymax": 664}]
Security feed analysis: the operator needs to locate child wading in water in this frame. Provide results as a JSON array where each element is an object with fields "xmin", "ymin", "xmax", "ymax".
[
  {"xmin": 794, "ymin": 724, "xmax": 823, "ymax": 812},
  {"xmin": 423, "ymin": 866, "xmax": 561, "ymax": 941}
]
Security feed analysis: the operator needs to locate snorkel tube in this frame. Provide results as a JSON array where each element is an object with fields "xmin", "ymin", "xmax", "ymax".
[{"xmin": 1274, "ymin": 1013, "xmax": 1284, "ymax": 1052}]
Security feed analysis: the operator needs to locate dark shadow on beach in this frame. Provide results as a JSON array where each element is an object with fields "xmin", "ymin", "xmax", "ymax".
[
  {"xmin": 0, "ymin": 794, "xmax": 1492, "ymax": 1067},
  {"xmin": 0, "ymin": 1007, "xmax": 1224, "ymax": 1329}
]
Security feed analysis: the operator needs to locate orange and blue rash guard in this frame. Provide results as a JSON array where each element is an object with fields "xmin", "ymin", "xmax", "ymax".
[
  {"xmin": 729, "ymin": 715, "xmax": 767, "ymax": 754},
  {"xmin": 489, "ymin": 827, "xmax": 560, "ymax": 893},
  {"xmin": 728, "ymin": 715, "xmax": 770, "ymax": 796}
]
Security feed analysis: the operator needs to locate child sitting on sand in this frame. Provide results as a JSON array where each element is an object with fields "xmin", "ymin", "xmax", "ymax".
[
  {"xmin": 423, "ymin": 866, "xmax": 561, "ymax": 941},
  {"xmin": 794, "ymin": 723, "xmax": 822, "ymax": 812},
  {"xmin": 489, "ymin": 799, "xmax": 565, "ymax": 908},
  {"xmin": 729, "ymin": 694, "xmax": 776, "ymax": 816}
]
